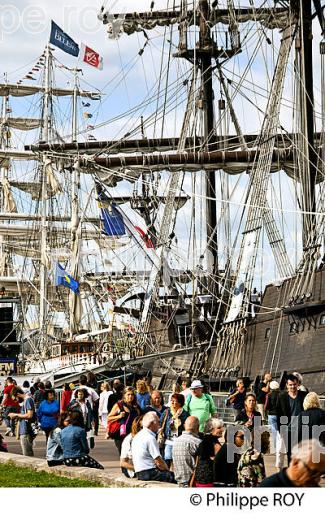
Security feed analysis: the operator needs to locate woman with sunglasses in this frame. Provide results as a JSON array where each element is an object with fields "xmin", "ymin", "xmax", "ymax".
[
  {"xmin": 107, "ymin": 386, "xmax": 141, "ymax": 454},
  {"xmin": 213, "ymin": 428, "xmax": 246, "ymax": 486}
]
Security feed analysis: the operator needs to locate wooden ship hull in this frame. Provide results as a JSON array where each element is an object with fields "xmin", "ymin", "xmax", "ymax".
[{"xmin": 243, "ymin": 267, "xmax": 325, "ymax": 393}]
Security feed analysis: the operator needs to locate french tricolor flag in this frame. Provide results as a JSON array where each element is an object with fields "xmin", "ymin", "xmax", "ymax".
[{"xmin": 81, "ymin": 43, "xmax": 103, "ymax": 70}]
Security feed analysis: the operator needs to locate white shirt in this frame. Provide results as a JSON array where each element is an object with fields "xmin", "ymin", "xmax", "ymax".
[
  {"xmin": 181, "ymin": 388, "xmax": 192, "ymax": 398},
  {"xmin": 131, "ymin": 427, "xmax": 161, "ymax": 473},
  {"xmin": 120, "ymin": 433, "xmax": 133, "ymax": 460},
  {"xmin": 72, "ymin": 385, "xmax": 99, "ymax": 408},
  {"xmin": 98, "ymin": 390, "xmax": 113, "ymax": 415}
]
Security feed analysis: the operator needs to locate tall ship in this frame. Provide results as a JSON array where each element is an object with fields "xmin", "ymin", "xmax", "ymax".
[{"xmin": 1, "ymin": 1, "xmax": 325, "ymax": 392}]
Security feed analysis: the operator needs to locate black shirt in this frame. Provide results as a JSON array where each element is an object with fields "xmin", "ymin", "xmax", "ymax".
[
  {"xmin": 236, "ymin": 410, "xmax": 262, "ymax": 429},
  {"xmin": 297, "ymin": 408, "xmax": 325, "ymax": 445},
  {"xmin": 266, "ymin": 390, "xmax": 279, "ymax": 415},
  {"xmin": 107, "ymin": 392, "xmax": 123, "ymax": 413},
  {"xmin": 288, "ymin": 395, "xmax": 303, "ymax": 420},
  {"xmin": 256, "ymin": 381, "xmax": 268, "ymax": 405},
  {"xmin": 214, "ymin": 443, "xmax": 240, "ymax": 486},
  {"xmin": 259, "ymin": 469, "xmax": 294, "ymax": 487},
  {"xmin": 227, "ymin": 389, "xmax": 246, "ymax": 411},
  {"xmin": 195, "ymin": 435, "xmax": 221, "ymax": 484}
]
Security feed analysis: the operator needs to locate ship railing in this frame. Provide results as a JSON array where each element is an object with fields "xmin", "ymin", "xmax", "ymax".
[{"xmin": 59, "ymin": 353, "xmax": 101, "ymax": 368}]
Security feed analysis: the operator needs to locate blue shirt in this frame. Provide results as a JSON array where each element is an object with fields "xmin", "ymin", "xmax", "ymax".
[
  {"xmin": 19, "ymin": 397, "xmax": 35, "ymax": 436},
  {"xmin": 136, "ymin": 392, "xmax": 151, "ymax": 411},
  {"xmin": 37, "ymin": 400, "xmax": 60, "ymax": 429},
  {"xmin": 61, "ymin": 425, "xmax": 89, "ymax": 458},
  {"xmin": 144, "ymin": 404, "xmax": 167, "ymax": 419}
]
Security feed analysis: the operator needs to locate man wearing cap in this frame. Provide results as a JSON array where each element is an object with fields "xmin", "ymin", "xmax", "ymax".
[{"xmin": 183, "ymin": 380, "xmax": 217, "ymax": 432}]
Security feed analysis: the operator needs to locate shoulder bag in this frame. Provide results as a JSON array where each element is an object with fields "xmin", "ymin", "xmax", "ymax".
[
  {"xmin": 189, "ymin": 455, "xmax": 199, "ymax": 488},
  {"xmin": 157, "ymin": 410, "xmax": 169, "ymax": 449}
]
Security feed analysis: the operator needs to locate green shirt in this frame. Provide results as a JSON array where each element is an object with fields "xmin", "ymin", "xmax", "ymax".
[{"xmin": 183, "ymin": 394, "xmax": 216, "ymax": 432}]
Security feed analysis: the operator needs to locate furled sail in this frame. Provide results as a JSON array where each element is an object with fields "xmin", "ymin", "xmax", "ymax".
[
  {"xmin": 0, "ymin": 150, "xmax": 35, "ymax": 161},
  {"xmin": 100, "ymin": 7, "xmax": 288, "ymax": 38},
  {"xmin": 0, "ymin": 83, "xmax": 101, "ymax": 99},
  {"xmin": 1, "ymin": 178, "xmax": 17, "ymax": 213},
  {"xmin": 0, "ymin": 117, "xmax": 42, "ymax": 131},
  {"xmin": 44, "ymin": 158, "xmax": 62, "ymax": 196}
]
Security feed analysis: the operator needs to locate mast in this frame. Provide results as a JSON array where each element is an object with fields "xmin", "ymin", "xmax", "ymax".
[
  {"xmin": 0, "ymin": 80, "xmax": 9, "ymax": 275},
  {"xmin": 72, "ymin": 68, "xmax": 78, "ymax": 142},
  {"xmin": 70, "ymin": 68, "xmax": 81, "ymax": 336},
  {"xmin": 39, "ymin": 44, "xmax": 52, "ymax": 354},
  {"xmin": 199, "ymin": 0, "xmax": 218, "ymax": 282},
  {"xmin": 298, "ymin": 0, "xmax": 316, "ymax": 246},
  {"xmin": 42, "ymin": 45, "xmax": 51, "ymax": 142}
]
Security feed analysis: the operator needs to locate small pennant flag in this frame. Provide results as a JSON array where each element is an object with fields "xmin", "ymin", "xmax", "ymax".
[
  {"xmin": 81, "ymin": 43, "xmax": 103, "ymax": 70},
  {"xmin": 82, "ymin": 102, "xmax": 91, "ymax": 107},
  {"xmin": 83, "ymin": 112, "xmax": 93, "ymax": 119}
]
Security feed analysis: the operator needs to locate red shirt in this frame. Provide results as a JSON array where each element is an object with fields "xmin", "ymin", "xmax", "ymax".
[
  {"xmin": 3, "ymin": 384, "xmax": 20, "ymax": 409},
  {"xmin": 60, "ymin": 389, "xmax": 72, "ymax": 412}
]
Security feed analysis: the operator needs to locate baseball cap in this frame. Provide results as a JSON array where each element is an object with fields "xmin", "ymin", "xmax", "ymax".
[{"xmin": 190, "ymin": 380, "xmax": 204, "ymax": 390}]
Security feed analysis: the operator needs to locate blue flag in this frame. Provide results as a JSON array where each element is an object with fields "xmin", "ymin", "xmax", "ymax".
[
  {"xmin": 55, "ymin": 263, "xmax": 79, "ymax": 293},
  {"xmin": 50, "ymin": 21, "xmax": 79, "ymax": 57},
  {"xmin": 101, "ymin": 204, "xmax": 126, "ymax": 236}
]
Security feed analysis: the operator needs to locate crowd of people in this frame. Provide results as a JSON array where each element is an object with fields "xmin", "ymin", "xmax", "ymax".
[{"xmin": 1, "ymin": 371, "xmax": 325, "ymax": 487}]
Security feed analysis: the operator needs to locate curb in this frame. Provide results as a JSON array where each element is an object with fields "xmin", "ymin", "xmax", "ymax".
[{"xmin": 0, "ymin": 452, "xmax": 176, "ymax": 488}]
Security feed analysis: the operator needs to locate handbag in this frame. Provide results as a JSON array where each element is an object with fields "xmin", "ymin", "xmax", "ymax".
[
  {"xmin": 120, "ymin": 411, "xmax": 131, "ymax": 438},
  {"xmin": 107, "ymin": 420, "xmax": 121, "ymax": 439},
  {"xmin": 107, "ymin": 402, "xmax": 132, "ymax": 439},
  {"xmin": 107, "ymin": 401, "xmax": 124, "ymax": 439},
  {"xmin": 157, "ymin": 410, "xmax": 169, "ymax": 449}
]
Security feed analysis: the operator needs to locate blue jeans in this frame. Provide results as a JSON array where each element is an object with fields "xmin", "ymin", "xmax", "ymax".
[
  {"xmin": 164, "ymin": 443, "xmax": 173, "ymax": 462},
  {"xmin": 268, "ymin": 414, "xmax": 286, "ymax": 469},
  {"xmin": 136, "ymin": 468, "xmax": 176, "ymax": 483},
  {"xmin": 4, "ymin": 406, "xmax": 19, "ymax": 434},
  {"xmin": 268, "ymin": 414, "xmax": 278, "ymax": 450}
]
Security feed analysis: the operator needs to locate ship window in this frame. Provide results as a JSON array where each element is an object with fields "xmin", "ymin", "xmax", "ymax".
[
  {"xmin": 264, "ymin": 328, "xmax": 271, "ymax": 340},
  {"xmin": 320, "ymin": 315, "xmax": 325, "ymax": 326}
]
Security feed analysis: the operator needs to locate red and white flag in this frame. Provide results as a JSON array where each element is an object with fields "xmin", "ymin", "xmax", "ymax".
[{"xmin": 81, "ymin": 44, "xmax": 103, "ymax": 70}]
